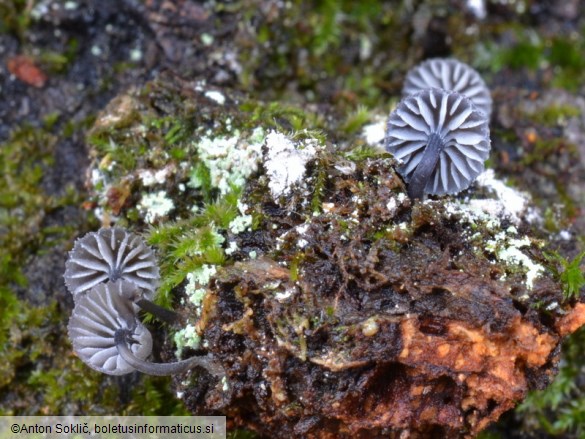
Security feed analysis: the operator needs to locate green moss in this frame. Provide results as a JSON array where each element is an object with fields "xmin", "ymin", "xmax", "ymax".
[
  {"xmin": 524, "ymin": 104, "xmax": 580, "ymax": 127},
  {"xmin": 544, "ymin": 251, "xmax": 585, "ymax": 302},
  {"xmin": 0, "ymin": 0, "xmax": 32, "ymax": 39},
  {"xmin": 38, "ymin": 39, "xmax": 79, "ymax": 74},
  {"xmin": 0, "ymin": 123, "xmax": 59, "ymax": 287},
  {"xmin": 144, "ymin": 183, "xmax": 251, "ymax": 310},
  {"xmin": 233, "ymin": 1, "xmax": 412, "ymax": 109},
  {"xmin": 0, "ymin": 114, "xmax": 191, "ymax": 415},
  {"xmin": 549, "ymin": 38, "xmax": 585, "ymax": 69},
  {"xmin": 242, "ymin": 100, "xmax": 324, "ymax": 133},
  {"xmin": 340, "ymin": 105, "xmax": 373, "ymax": 135},
  {"xmin": 0, "ymin": 296, "xmax": 178, "ymax": 415},
  {"xmin": 503, "ymin": 40, "xmax": 544, "ymax": 70},
  {"xmin": 310, "ymin": 157, "xmax": 328, "ymax": 213},
  {"xmin": 542, "ymin": 207, "xmax": 560, "ymax": 233},
  {"xmin": 517, "ymin": 326, "xmax": 585, "ymax": 436},
  {"xmin": 127, "ymin": 376, "xmax": 189, "ymax": 415},
  {"xmin": 343, "ymin": 144, "xmax": 386, "ymax": 162},
  {"xmin": 521, "ymin": 138, "xmax": 576, "ymax": 166},
  {"xmin": 549, "ymin": 37, "xmax": 585, "ymax": 91}
]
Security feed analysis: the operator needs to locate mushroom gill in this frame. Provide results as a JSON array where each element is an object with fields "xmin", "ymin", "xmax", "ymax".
[
  {"xmin": 64, "ymin": 227, "xmax": 159, "ymax": 298},
  {"xmin": 68, "ymin": 280, "xmax": 224, "ymax": 377},
  {"xmin": 68, "ymin": 280, "xmax": 152, "ymax": 375},
  {"xmin": 403, "ymin": 58, "xmax": 493, "ymax": 117},
  {"xmin": 385, "ymin": 88, "xmax": 491, "ymax": 200}
]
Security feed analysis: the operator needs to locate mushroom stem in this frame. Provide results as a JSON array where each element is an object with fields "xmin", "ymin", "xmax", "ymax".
[
  {"xmin": 407, "ymin": 133, "xmax": 444, "ymax": 200},
  {"xmin": 114, "ymin": 329, "xmax": 225, "ymax": 377},
  {"xmin": 135, "ymin": 298, "xmax": 179, "ymax": 325}
]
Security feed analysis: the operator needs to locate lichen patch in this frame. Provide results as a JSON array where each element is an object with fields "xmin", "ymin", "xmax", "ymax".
[
  {"xmin": 192, "ymin": 126, "xmax": 265, "ymax": 195},
  {"xmin": 264, "ymin": 131, "xmax": 318, "ymax": 200},
  {"xmin": 138, "ymin": 191, "xmax": 174, "ymax": 223}
]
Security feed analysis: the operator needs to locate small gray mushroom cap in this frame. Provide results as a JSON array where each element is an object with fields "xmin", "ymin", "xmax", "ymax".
[
  {"xmin": 403, "ymin": 58, "xmax": 492, "ymax": 117},
  {"xmin": 69, "ymin": 281, "xmax": 222, "ymax": 377},
  {"xmin": 385, "ymin": 88, "xmax": 490, "ymax": 198},
  {"xmin": 68, "ymin": 280, "xmax": 153, "ymax": 375},
  {"xmin": 64, "ymin": 227, "xmax": 159, "ymax": 300}
]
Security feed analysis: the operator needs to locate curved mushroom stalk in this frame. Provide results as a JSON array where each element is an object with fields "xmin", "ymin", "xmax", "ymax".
[
  {"xmin": 385, "ymin": 88, "xmax": 490, "ymax": 199},
  {"xmin": 69, "ymin": 281, "xmax": 223, "ymax": 378},
  {"xmin": 68, "ymin": 281, "xmax": 154, "ymax": 376},
  {"xmin": 104, "ymin": 280, "xmax": 179, "ymax": 325},
  {"xmin": 406, "ymin": 133, "xmax": 443, "ymax": 200},
  {"xmin": 115, "ymin": 329, "xmax": 225, "ymax": 377},
  {"xmin": 135, "ymin": 298, "xmax": 179, "ymax": 325}
]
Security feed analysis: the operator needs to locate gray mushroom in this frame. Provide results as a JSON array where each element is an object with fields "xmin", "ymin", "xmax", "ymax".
[
  {"xmin": 68, "ymin": 280, "xmax": 224, "ymax": 377},
  {"xmin": 64, "ymin": 227, "xmax": 159, "ymax": 299},
  {"xmin": 114, "ymin": 329, "xmax": 225, "ymax": 377},
  {"xmin": 64, "ymin": 227, "xmax": 176, "ymax": 322},
  {"xmin": 403, "ymin": 58, "xmax": 492, "ymax": 117},
  {"xmin": 68, "ymin": 280, "xmax": 153, "ymax": 375},
  {"xmin": 385, "ymin": 88, "xmax": 491, "ymax": 200}
]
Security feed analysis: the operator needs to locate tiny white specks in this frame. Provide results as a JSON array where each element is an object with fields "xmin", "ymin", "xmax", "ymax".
[
  {"xmin": 229, "ymin": 214, "xmax": 252, "ymax": 234},
  {"xmin": 275, "ymin": 286, "xmax": 297, "ymax": 301},
  {"xmin": 91, "ymin": 169, "xmax": 104, "ymax": 186},
  {"xmin": 204, "ymin": 90, "xmax": 226, "ymax": 105},
  {"xmin": 322, "ymin": 202, "xmax": 335, "ymax": 213},
  {"xmin": 361, "ymin": 119, "xmax": 387, "ymax": 147},
  {"xmin": 487, "ymin": 234, "xmax": 544, "ymax": 290},
  {"xmin": 138, "ymin": 167, "xmax": 171, "ymax": 186},
  {"xmin": 191, "ymin": 126, "xmax": 265, "ymax": 195},
  {"xmin": 559, "ymin": 230, "xmax": 571, "ymax": 241},
  {"xmin": 474, "ymin": 169, "xmax": 530, "ymax": 225},
  {"xmin": 174, "ymin": 324, "xmax": 200, "ymax": 356},
  {"xmin": 194, "ymin": 80, "xmax": 206, "ymax": 92},
  {"xmin": 201, "ymin": 33, "xmax": 214, "ymax": 46},
  {"xmin": 184, "ymin": 265, "xmax": 217, "ymax": 307},
  {"xmin": 296, "ymin": 224, "xmax": 309, "ymax": 235},
  {"xmin": 91, "ymin": 45, "xmax": 102, "ymax": 57},
  {"xmin": 225, "ymin": 241, "xmax": 239, "ymax": 255},
  {"xmin": 386, "ymin": 198, "xmax": 397, "ymax": 215},
  {"xmin": 465, "ymin": 0, "xmax": 487, "ymax": 19},
  {"xmin": 334, "ymin": 162, "xmax": 356, "ymax": 175},
  {"xmin": 129, "ymin": 48, "xmax": 143, "ymax": 62},
  {"xmin": 264, "ymin": 131, "xmax": 317, "ymax": 199},
  {"xmin": 138, "ymin": 191, "xmax": 174, "ymax": 223},
  {"xmin": 237, "ymin": 200, "xmax": 249, "ymax": 214}
]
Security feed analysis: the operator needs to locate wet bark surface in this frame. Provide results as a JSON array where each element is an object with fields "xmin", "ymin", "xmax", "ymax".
[{"xmin": 180, "ymin": 157, "xmax": 578, "ymax": 438}]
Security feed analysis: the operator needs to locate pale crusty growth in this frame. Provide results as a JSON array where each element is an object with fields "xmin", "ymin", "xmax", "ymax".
[
  {"xmin": 64, "ymin": 227, "xmax": 159, "ymax": 299},
  {"xmin": 68, "ymin": 280, "xmax": 153, "ymax": 375},
  {"xmin": 385, "ymin": 88, "xmax": 490, "ymax": 199},
  {"xmin": 403, "ymin": 58, "xmax": 492, "ymax": 117}
]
